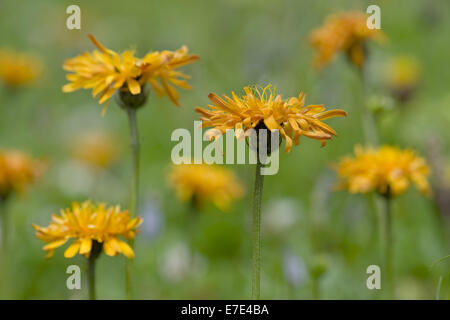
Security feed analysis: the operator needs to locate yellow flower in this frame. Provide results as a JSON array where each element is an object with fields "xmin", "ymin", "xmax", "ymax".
[
  {"xmin": 386, "ymin": 56, "xmax": 421, "ymax": 103},
  {"xmin": 139, "ymin": 46, "xmax": 199, "ymax": 106},
  {"xmin": 168, "ymin": 163, "xmax": 244, "ymax": 211},
  {"xmin": 72, "ymin": 131, "xmax": 120, "ymax": 169},
  {"xmin": 63, "ymin": 35, "xmax": 198, "ymax": 110},
  {"xmin": 0, "ymin": 49, "xmax": 42, "ymax": 88},
  {"xmin": 309, "ymin": 11, "xmax": 386, "ymax": 69},
  {"xmin": 195, "ymin": 85, "xmax": 347, "ymax": 152},
  {"xmin": 0, "ymin": 150, "xmax": 44, "ymax": 198},
  {"xmin": 334, "ymin": 145, "xmax": 431, "ymax": 196},
  {"xmin": 33, "ymin": 201, "xmax": 142, "ymax": 259}
]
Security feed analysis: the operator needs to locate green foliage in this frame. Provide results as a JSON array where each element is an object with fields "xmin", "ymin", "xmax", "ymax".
[{"xmin": 0, "ymin": 0, "xmax": 449, "ymax": 299}]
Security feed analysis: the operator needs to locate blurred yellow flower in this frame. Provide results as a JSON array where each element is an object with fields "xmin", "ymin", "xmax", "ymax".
[
  {"xmin": 0, "ymin": 49, "xmax": 42, "ymax": 88},
  {"xmin": 72, "ymin": 131, "xmax": 120, "ymax": 169},
  {"xmin": 195, "ymin": 85, "xmax": 347, "ymax": 152},
  {"xmin": 309, "ymin": 11, "xmax": 386, "ymax": 69},
  {"xmin": 168, "ymin": 163, "xmax": 244, "ymax": 211},
  {"xmin": 0, "ymin": 150, "xmax": 44, "ymax": 198},
  {"xmin": 63, "ymin": 35, "xmax": 198, "ymax": 110},
  {"xmin": 334, "ymin": 145, "xmax": 431, "ymax": 197},
  {"xmin": 33, "ymin": 201, "xmax": 142, "ymax": 259},
  {"xmin": 386, "ymin": 56, "xmax": 421, "ymax": 103}
]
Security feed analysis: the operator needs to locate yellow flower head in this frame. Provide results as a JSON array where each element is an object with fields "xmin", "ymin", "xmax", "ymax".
[
  {"xmin": 72, "ymin": 131, "xmax": 120, "ymax": 169},
  {"xmin": 33, "ymin": 201, "xmax": 142, "ymax": 259},
  {"xmin": 387, "ymin": 56, "xmax": 421, "ymax": 88},
  {"xmin": 0, "ymin": 150, "xmax": 44, "ymax": 198},
  {"xmin": 334, "ymin": 145, "xmax": 431, "ymax": 197},
  {"xmin": 385, "ymin": 56, "xmax": 421, "ymax": 103},
  {"xmin": 195, "ymin": 85, "xmax": 347, "ymax": 153},
  {"xmin": 0, "ymin": 49, "xmax": 43, "ymax": 88},
  {"xmin": 62, "ymin": 35, "xmax": 198, "ymax": 111},
  {"xmin": 168, "ymin": 163, "xmax": 245, "ymax": 211},
  {"xmin": 139, "ymin": 45, "xmax": 199, "ymax": 106},
  {"xmin": 309, "ymin": 11, "xmax": 386, "ymax": 69}
]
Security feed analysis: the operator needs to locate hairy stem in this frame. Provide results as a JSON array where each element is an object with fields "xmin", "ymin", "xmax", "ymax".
[
  {"xmin": 88, "ymin": 256, "xmax": 96, "ymax": 300},
  {"xmin": 126, "ymin": 108, "xmax": 141, "ymax": 300},
  {"xmin": 127, "ymin": 108, "xmax": 141, "ymax": 218},
  {"xmin": 252, "ymin": 161, "xmax": 264, "ymax": 299}
]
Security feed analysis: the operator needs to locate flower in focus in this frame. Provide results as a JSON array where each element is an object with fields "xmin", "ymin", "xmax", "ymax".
[
  {"xmin": 63, "ymin": 35, "xmax": 141, "ymax": 106},
  {"xmin": 385, "ymin": 56, "xmax": 421, "ymax": 104},
  {"xmin": 334, "ymin": 145, "xmax": 431, "ymax": 197},
  {"xmin": 195, "ymin": 85, "xmax": 347, "ymax": 152},
  {"xmin": 168, "ymin": 163, "xmax": 244, "ymax": 211},
  {"xmin": 139, "ymin": 45, "xmax": 199, "ymax": 106},
  {"xmin": 0, "ymin": 150, "xmax": 44, "ymax": 199},
  {"xmin": 62, "ymin": 35, "xmax": 198, "ymax": 111},
  {"xmin": 309, "ymin": 11, "xmax": 386, "ymax": 69},
  {"xmin": 33, "ymin": 201, "xmax": 142, "ymax": 259},
  {"xmin": 71, "ymin": 131, "xmax": 120, "ymax": 169},
  {"xmin": 0, "ymin": 49, "xmax": 43, "ymax": 88}
]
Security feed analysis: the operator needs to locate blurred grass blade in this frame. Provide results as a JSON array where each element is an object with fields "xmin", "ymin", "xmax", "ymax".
[
  {"xmin": 431, "ymin": 255, "xmax": 450, "ymax": 268},
  {"xmin": 435, "ymin": 276, "xmax": 443, "ymax": 300}
]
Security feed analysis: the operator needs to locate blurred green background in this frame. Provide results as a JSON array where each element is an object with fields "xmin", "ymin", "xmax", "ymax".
[{"xmin": 0, "ymin": 0, "xmax": 449, "ymax": 299}]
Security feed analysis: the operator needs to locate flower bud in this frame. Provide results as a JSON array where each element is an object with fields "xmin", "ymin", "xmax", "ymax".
[
  {"xmin": 116, "ymin": 84, "xmax": 149, "ymax": 110},
  {"xmin": 247, "ymin": 121, "xmax": 282, "ymax": 158}
]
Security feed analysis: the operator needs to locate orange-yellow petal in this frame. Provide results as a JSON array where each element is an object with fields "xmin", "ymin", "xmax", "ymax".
[
  {"xmin": 117, "ymin": 240, "xmax": 134, "ymax": 259},
  {"xmin": 43, "ymin": 239, "xmax": 68, "ymax": 250},
  {"xmin": 64, "ymin": 241, "xmax": 81, "ymax": 258},
  {"xmin": 79, "ymin": 238, "xmax": 92, "ymax": 255}
]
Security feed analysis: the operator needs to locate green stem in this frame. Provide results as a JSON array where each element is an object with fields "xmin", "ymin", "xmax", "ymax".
[
  {"xmin": 0, "ymin": 196, "xmax": 9, "ymax": 252},
  {"xmin": 431, "ymin": 254, "xmax": 450, "ymax": 268},
  {"xmin": 125, "ymin": 108, "xmax": 140, "ymax": 300},
  {"xmin": 383, "ymin": 194, "xmax": 394, "ymax": 298},
  {"xmin": 358, "ymin": 66, "xmax": 378, "ymax": 146},
  {"xmin": 88, "ymin": 256, "xmax": 96, "ymax": 300},
  {"xmin": 362, "ymin": 109, "xmax": 378, "ymax": 146},
  {"xmin": 0, "ymin": 196, "xmax": 12, "ymax": 298},
  {"xmin": 436, "ymin": 276, "xmax": 443, "ymax": 300},
  {"xmin": 187, "ymin": 198, "xmax": 199, "ymax": 252},
  {"xmin": 366, "ymin": 193, "xmax": 380, "ymax": 249},
  {"xmin": 312, "ymin": 277, "xmax": 320, "ymax": 300},
  {"xmin": 127, "ymin": 108, "xmax": 140, "ymax": 218},
  {"xmin": 252, "ymin": 161, "xmax": 264, "ymax": 300}
]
